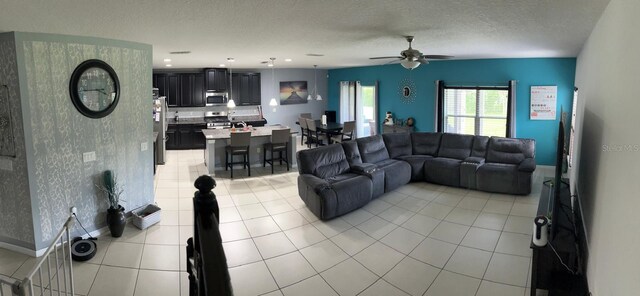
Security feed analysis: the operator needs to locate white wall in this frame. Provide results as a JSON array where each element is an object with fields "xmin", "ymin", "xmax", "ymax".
[{"xmin": 573, "ymin": 0, "xmax": 640, "ymax": 294}]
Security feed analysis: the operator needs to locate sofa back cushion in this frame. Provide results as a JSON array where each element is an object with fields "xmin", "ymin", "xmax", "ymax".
[
  {"xmin": 486, "ymin": 137, "xmax": 536, "ymax": 164},
  {"xmin": 382, "ymin": 133, "xmax": 412, "ymax": 158},
  {"xmin": 341, "ymin": 141, "xmax": 363, "ymax": 165},
  {"xmin": 437, "ymin": 133, "xmax": 474, "ymax": 160},
  {"xmin": 411, "ymin": 132, "xmax": 442, "ymax": 156},
  {"xmin": 297, "ymin": 144, "xmax": 351, "ymax": 179},
  {"xmin": 356, "ymin": 135, "xmax": 390, "ymax": 164},
  {"xmin": 471, "ymin": 136, "xmax": 490, "ymax": 158}
]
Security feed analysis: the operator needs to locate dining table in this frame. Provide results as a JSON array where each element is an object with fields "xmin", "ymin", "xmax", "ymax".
[{"xmin": 296, "ymin": 120, "xmax": 344, "ymax": 144}]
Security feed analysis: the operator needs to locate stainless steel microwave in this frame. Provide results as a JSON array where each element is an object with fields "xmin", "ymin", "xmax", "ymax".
[{"xmin": 205, "ymin": 92, "xmax": 228, "ymax": 106}]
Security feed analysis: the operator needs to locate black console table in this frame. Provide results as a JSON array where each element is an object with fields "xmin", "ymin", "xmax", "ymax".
[{"xmin": 530, "ymin": 179, "xmax": 588, "ymax": 295}]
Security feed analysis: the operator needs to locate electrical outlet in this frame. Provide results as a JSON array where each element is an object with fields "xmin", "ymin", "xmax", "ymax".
[
  {"xmin": 82, "ymin": 151, "xmax": 96, "ymax": 163},
  {"xmin": 70, "ymin": 206, "xmax": 78, "ymax": 215},
  {"xmin": 141, "ymin": 142, "xmax": 148, "ymax": 151},
  {"xmin": 0, "ymin": 158, "xmax": 13, "ymax": 171}
]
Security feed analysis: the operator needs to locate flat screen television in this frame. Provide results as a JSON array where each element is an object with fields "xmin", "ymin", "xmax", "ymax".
[{"xmin": 550, "ymin": 120, "xmax": 567, "ymax": 240}]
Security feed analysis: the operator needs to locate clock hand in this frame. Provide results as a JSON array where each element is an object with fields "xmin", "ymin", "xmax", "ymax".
[{"xmin": 81, "ymin": 88, "xmax": 108, "ymax": 95}]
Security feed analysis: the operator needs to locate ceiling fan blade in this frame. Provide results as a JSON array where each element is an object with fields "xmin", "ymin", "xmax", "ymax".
[
  {"xmin": 385, "ymin": 58, "xmax": 404, "ymax": 65},
  {"xmin": 422, "ymin": 55, "xmax": 454, "ymax": 59},
  {"xmin": 417, "ymin": 58, "xmax": 429, "ymax": 64},
  {"xmin": 370, "ymin": 56, "xmax": 403, "ymax": 60}
]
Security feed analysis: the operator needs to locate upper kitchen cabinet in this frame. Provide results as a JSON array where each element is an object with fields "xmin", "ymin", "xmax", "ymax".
[
  {"xmin": 230, "ymin": 72, "xmax": 261, "ymax": 106},
  {"xmin": 153, "ymin": 73, "xmax": 180, "ymax": 107},
  {"xmin": 153, "ymin": 72, "xmax": 204, "ymax": 107},
  {"xmin": 179, "ymin": 73, "xmax": 205, "ymax": 107},
  {"xmin": 204, "ymin": 68, "xmax": 228, "ymax": 92}
]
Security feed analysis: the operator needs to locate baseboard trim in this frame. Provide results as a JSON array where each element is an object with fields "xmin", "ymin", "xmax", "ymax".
[{"xmin": 0, "ymin": 224, "xmax": 111, "ymax": 257}]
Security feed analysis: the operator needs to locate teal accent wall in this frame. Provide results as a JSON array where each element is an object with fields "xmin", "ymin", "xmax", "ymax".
[{"xmin": 327, "ymin": 58, "xmax": 576, "ymax": 165}]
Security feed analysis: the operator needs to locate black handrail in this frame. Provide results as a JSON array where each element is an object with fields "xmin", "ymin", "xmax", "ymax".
[{"xmin": 186, "ymin": 175, "xmax": 233, "ymax": 296}]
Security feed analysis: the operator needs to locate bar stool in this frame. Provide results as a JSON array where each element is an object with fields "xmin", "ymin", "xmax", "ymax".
[
  {"xmin": 225, "ymin": 131, "xmax": 251, "ymax": 179},
  {"xmin": 263, "ymin": 128, "xmax": 290, "ymax": 174},
  {"xmin": 299, "ymin": 117, "xmax": 309, "ymax": 146}
]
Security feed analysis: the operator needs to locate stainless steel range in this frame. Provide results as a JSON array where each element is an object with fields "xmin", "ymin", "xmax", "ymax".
[{"xmin": 204, "ymin": 111, "xmax": 231, "ymax": 129}]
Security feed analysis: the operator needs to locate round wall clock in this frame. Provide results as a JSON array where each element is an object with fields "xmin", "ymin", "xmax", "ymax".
[
  {"xmin": 398, "ymin": 78, "xmax": 416, "ymax": 104},
  {"xmin": 69, "ymin": 59, "xmax": 120, "ymax": 118}
]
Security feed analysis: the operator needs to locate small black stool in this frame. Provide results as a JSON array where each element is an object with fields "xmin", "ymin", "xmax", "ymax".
[{"xmin": 263, "ymin": 128, "xmax": 290, "ymax": 174}]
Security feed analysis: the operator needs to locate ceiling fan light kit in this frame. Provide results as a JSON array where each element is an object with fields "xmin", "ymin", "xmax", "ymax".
[{"xmin": 370, "ymin": 36, "xmax": 453, "ymax": 70}]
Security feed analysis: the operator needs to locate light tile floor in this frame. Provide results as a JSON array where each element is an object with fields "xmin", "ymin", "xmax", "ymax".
[{"xmin": 0, "ymin": 145, "xmax": 551, "ymax": 296}]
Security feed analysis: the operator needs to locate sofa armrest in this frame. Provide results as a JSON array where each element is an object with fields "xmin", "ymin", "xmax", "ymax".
[
  {"xmin": 462, "ymin": 157, "xmax": 485, "ymax": 165},
  {"xmin": 518, "ymin": 158, "xmax": 536, "ymax": 172},
  {"xmin": 299, "ymin": 174, "xmax": 332, "ymax": 193},
  {"xmin": 350, "ymin": 163, "xmax": 378, "ymax": 174}
]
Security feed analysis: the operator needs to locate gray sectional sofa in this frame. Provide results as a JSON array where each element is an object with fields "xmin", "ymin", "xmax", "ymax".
[{"xmin": 297, "ymin": 132, "xmax": 535, "ymax": 220}]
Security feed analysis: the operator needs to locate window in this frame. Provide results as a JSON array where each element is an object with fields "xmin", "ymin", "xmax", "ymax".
[{"xmin": 436, "ymin": 81, "xmax": 516, "ymax": 137}]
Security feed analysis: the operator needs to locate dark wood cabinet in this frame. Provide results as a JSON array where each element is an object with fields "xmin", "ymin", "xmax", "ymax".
[
  {"xmin": 166, "ymin": 124, "xmax": 206, "ymax": 150},
  {"xmin": 230, "ymin": 73, "xmax": 261, "ymax": 106},
  {"xmin": 153, "ymin": 72, "xmax": 204, "ymax": 107},
  {"xmin": 205, "ymin": 68, "xmax": 228, "ymax": 92},
  {"xmin": 179, "ymin": 74, "xmax": 205, "ymax": 107}
]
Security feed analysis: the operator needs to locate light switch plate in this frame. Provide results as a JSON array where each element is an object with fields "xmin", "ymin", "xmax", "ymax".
[
  {"xmin": 141, "ymin": 142, "xmax": 148, "ymax": 151},
  {"xmin": 83, "ymin": 151, "xmax": 96, "ymax": 163},
  {"xmin": 0, "ymin": 158, "xmax": 13, "ymax": 171}
]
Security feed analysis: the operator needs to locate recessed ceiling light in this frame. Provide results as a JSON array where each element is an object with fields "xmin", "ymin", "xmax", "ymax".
[
  {"xmin": 227, "ymin": 58, "xmax": 235, "ymax": 62},
  {"xmin": 284, "ymin": 58, "xmax": 292, "ymax": 62},
  {"xmin": 163, "ymin": 58, "xmax": 172, "ymax": 62},
  {"xmin": 169, "ymin": 51, "xmax": 191, "ymax": 55},
  {"xmin": 306, "ymin": 53, "xmax": 324, "ymax": 57},
  {"xmin": 165, "ymin": 64, "xmax": 172, "ymax": 67},
  {"xmin": 267, "ymin": 64, "xmax": 274, "ymax": 67},
  {"xmin": 219, "ymin": 64, "xmax": 226, "ymax": 67}
]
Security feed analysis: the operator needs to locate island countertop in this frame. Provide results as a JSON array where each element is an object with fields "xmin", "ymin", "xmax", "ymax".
[{"xmin": 202, "ymin": 125, "xmax": 297, "ymax": 140}]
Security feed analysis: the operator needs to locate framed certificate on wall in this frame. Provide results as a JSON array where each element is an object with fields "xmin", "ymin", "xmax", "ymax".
[{"xmin": 530, "ymin": 86, "xmax": 557, "ymax": 120}]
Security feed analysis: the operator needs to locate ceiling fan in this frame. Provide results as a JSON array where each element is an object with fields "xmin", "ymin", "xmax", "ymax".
[{"xmin": 370, "ymin": 36, "xmax": 453, "ymax": 69}]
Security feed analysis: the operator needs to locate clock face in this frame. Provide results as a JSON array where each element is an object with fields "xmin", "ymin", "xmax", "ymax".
[
  {"xmin": 77, "ymin": 67, "xmax": 117, "ymax": 112},
  {"xmin": 69, "ymin": 60, "xmax": 120, "ymax": 118}
]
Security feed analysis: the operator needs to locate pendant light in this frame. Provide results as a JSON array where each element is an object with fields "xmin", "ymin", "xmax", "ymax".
[
  {"xmin": 227, "ymin": 65, "xmax": 236, "ymax": 108},
  {"xmin": 307, "ymin": 65, "xmax": 322, "ymax": 101},
  {"xmin": 268, "ymin": 58, "xmax": 278, "ymax": 111}
]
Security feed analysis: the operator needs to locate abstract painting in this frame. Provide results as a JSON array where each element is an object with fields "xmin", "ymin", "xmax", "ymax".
[{"xmin": 280, "ymin": 81, "xmax": 308, "ymax": 105}]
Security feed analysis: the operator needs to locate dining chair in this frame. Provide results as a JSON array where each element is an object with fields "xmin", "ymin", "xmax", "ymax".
[
  {"xmin": 225, "ymin": 131, "xmax": 251, "ymax": 179},
  {"xmin": 298, "ymin": 117, "xmax": 309, "ymax": 146},
  {"xmin": 299, "ymin": 113, "xmax": 312, "ymax": 119},
  {"xmin": 331, "ymin": 121, "xmax": 355, "ymax": 143},
  {"xmin": 263, "ymin": 128, "xmax": 290, "ymax": 174},
  {"xmin": 305, "ymin": 118, "xmax": 325, "ymax": 148}
]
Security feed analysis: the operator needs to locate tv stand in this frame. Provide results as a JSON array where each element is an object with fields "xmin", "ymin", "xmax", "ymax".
[{"xmin": 530, "ymin": 179, "xmax": 588, "ymax": 296}]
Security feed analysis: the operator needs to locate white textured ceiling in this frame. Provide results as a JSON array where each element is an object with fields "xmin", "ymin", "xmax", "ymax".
[{"xmin": 0, "ymin": 0, "xmax": 610, "ymax": 69}]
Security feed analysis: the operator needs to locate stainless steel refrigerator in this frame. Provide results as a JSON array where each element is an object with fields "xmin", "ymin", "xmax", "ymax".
[{"xmin": 153, "ymin": 92, "xmax": 168, "ymax": 165}]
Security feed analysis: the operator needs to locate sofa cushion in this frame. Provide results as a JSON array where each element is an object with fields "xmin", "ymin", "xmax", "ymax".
[
  {"xmin": 341, "ymin": 140, "xmax": 363, "ymax": 165},
  {"xmin": 424, "ymin": 157, "xmax": 463, "ymax": 187},
  {"xmin": 297, "ymin": 144, "xmax": 350, "ymax": 179},
  {"xmin": 375, "ymin": 159, "xmax": 412, "ymax": 192},
  {"xmin": 383, "ymin": 133, "xmax": 412, "ymax": 158},
  {"xmin": 411, "ymin": 132, "xmax": 442, "ymax": 156},
  {"xmin": 476, "ymin": 162, "xmax": 519, "ymax": 194},
  {"xmin": 396, "ymin": 155, "xmax": 433, "ymax": 181},
  {"xmin": 486, "ymin": 137, "xmax": 536, "ymax": 164},
  {"xmin": 437, "ymin": 133, "xmax": 474, "ymax": 160},
  {"xmin": 356, "ymin": 135, "xmax": 390, "ymax": 164},
  {"xmin": 471, "ymin": 136, "xmax": 490, "ymax": 158}
]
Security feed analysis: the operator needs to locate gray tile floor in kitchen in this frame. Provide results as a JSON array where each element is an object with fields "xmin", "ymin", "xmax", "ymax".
[{"xmin": 0, "ymin": 145, "xmax": 549, "ymax": 296}]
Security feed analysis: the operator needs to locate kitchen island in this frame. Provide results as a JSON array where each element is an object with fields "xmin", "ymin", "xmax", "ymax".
[{"xmin": 203, "ymin": 125, "xmax": 298, "ymax": 175}]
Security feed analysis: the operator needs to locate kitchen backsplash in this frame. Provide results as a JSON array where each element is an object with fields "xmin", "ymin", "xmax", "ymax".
[{"xmin": 167, "ymin": 105, "xmax": 261, "ymax": 119}]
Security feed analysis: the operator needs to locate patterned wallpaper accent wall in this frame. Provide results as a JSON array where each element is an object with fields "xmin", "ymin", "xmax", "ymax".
[
  {"xmin": 0, "ymin": 33, "xmax": 35, "ymax": 248},
  {"xmin": 16, "ymin": 33, "xmax": 153, "ymax": 249}
]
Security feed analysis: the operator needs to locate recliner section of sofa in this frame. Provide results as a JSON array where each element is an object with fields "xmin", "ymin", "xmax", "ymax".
[
  {"xmin": 357, "ymin": 135, "xmax": 412, "ymax": 193},
  {"xmin": 476, "ymin": 137, "xmax": 536, "ymax": 195},
  {"xmin": 296, "ymin": 144, "xmax": 374, "ymax": 219},
  {"xmin": 296, "ymin": 132, "xmax": 536, "ymax": 220}
]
